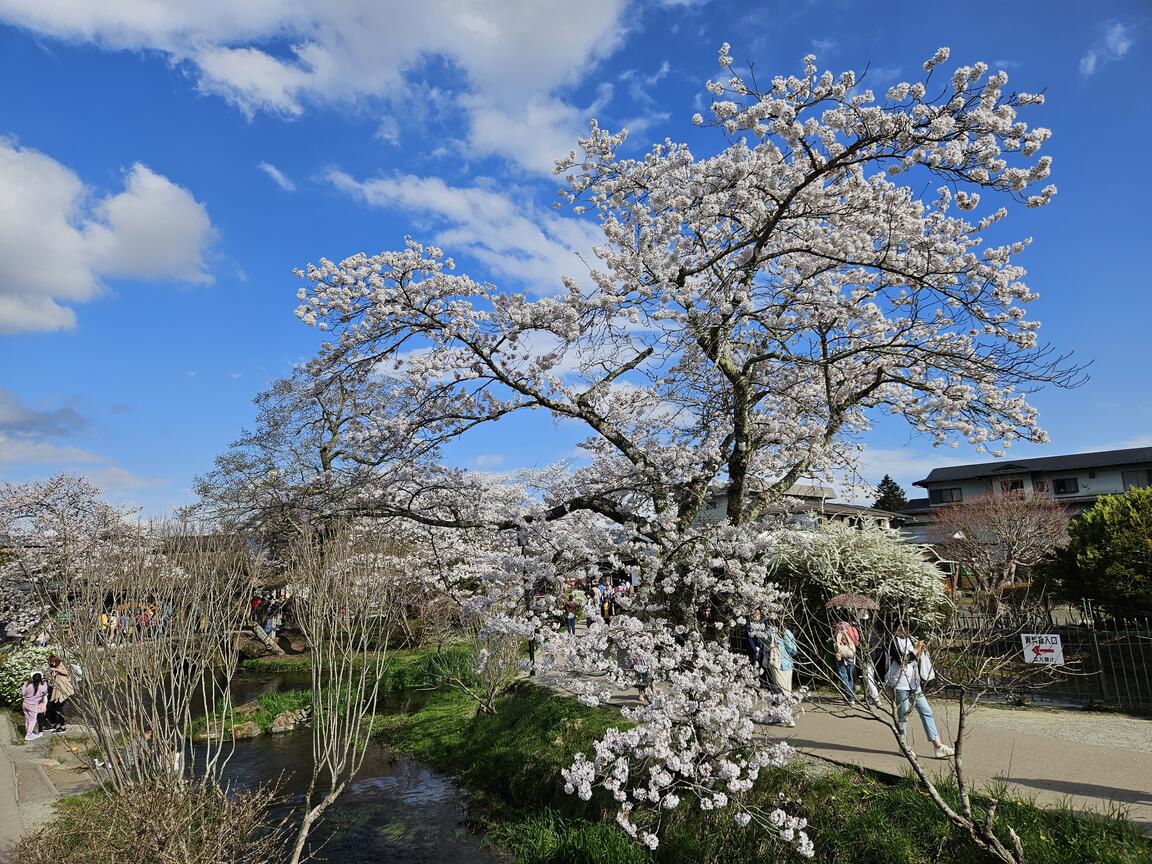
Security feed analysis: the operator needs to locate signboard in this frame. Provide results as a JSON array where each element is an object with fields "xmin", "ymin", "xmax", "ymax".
[{"xmin": 1021, "ymin": 633, "xmax": 1064, "ymax": 665}]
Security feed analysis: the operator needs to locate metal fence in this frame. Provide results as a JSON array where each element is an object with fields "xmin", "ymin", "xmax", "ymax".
[{"xmin": 946, "ymin": 601, "xmax": 1152, "ymax": 715}]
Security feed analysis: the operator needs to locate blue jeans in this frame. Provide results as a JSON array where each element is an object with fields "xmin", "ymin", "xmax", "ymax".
[
  {"xmin": 565, "ymin": 616, "xmax": 576, "ymax": 635},
  {"xmin": 896, "ymin": 688, "xmax": 940, "ymax": 743},
  {"xmin": 836, "ymin": 659, "xmax": 856, "ymax": 702}
]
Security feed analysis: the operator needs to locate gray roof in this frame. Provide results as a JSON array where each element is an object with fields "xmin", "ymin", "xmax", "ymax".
[
  {"xmin": 900, "ymin": 497, "xmax": 932, "ymax": 513},
  {"xmin": 915, "ymin": 446, "xmax": 1152, "ymax": 486}
]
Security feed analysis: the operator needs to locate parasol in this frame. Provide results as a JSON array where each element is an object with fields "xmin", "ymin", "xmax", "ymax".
[{"xmin": 825, "ymin": 593, "xmax": 879, "ymax": 611}]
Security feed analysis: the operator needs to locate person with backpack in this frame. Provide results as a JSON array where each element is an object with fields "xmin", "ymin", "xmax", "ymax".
[
  {"xmin": 885, "ymin": 622, "xmax": 954, "ymax": 758},
  {"xmin": 831, "ymin": 615, "xmax": 860, "ymax": 703}
]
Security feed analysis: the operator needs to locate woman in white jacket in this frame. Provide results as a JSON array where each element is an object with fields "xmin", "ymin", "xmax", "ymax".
[{"xmin": 886, "ymin": 623, "xmax": 954, "ymax": 759}]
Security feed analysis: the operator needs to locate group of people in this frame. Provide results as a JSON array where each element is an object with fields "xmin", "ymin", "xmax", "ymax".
[
  {"xmin": 19, "ymin": 654, "xmax": 75, "ymax": 741},
  {"xmin": 831, "ymin": 615, "xmax": 954, "ymax": 758},
  {"xmin": 249, "ymin": 591, "xmax": 290, "ymax": 638},
  {"xmin": 569, "ymin": 578, "xmax": 635, "ymax": 631},
  {"xmin": 739, "ymin": 609, "xmax": 953, "ymax": 756},
  {"xmin": 98, "ymin": 603, "xmax": 169, "ymax": 645},
  {"xmin": 744, "ymin": 608, "xmax": 798, "ymax": 715}
]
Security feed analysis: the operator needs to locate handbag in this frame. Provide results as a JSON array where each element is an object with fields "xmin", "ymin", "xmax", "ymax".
[
  {"xmin": 834, "ymin": 630, "xmax": 855, "ymax": 660},
  {"xmin": 918, "ymin": 649, "xmax": 936, "ymax": 683}
]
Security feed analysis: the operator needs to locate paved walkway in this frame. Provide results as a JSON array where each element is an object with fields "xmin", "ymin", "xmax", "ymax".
[
  {"xmin": 0, "ymin": 714, "xmax": 99, "ymax": 856},
  {"xmin": 775, "ymin": 699, "xmax": 1152, "ymax": 829},
  {"xmin": 538, "ymin": 665, "xmax": 1152, "ymax": 832}
]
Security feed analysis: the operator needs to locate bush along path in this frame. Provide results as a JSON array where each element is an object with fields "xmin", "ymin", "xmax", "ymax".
[{"xmin": 328, "ymin": 647, "xmax": 1150, "ymax": 864}]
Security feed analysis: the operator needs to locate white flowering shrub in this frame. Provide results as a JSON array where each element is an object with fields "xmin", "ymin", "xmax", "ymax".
[
  {"xmin": 0, "ymin": 644, "xmax": 57, "ymax": 707},
  {"xmin": 767, "ymin": 520, "xmax": 948, "ymax": 619}
]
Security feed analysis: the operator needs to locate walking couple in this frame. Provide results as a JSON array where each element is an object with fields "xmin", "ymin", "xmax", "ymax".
[{"xmin": 833, "ymin": 616, "xmax": 953, "ymax": 759}]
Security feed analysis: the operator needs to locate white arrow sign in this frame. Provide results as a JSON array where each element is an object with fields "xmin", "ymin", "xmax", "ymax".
[{"xmin": 1021, "ymin": 633, "xmax": 1064, "ymax": 665}]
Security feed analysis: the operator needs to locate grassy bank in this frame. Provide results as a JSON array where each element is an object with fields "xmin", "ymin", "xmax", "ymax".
[{"xmin": 239, "ymin": 648, "xmax": 1151, "ymax": 863}]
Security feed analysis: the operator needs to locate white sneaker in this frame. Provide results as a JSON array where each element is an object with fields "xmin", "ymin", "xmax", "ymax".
[
  {"xmin": 26, "ymin": 732, "xmax": 43, "ymax": 740},
  {"xmin": 934, "ymin": 743, "xmax": 954, "ymax": 758}
]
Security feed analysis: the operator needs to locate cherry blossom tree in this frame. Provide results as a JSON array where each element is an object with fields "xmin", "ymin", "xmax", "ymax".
[
  {"xmin": 286, "ymin": 45, "xmax": 1074, "ymax": 853},
  {"xmin": 190, "ymin": 369, "xmax": 399, "ymax": 554},
  {"xmin": 0, "ymin": 474, "xmax": 136, "ymax": 638}
]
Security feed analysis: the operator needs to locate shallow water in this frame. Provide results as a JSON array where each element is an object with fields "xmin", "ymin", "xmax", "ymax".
[
  {"xmin": 209, "ymin": 674, "xmax": 494, "ymax": 863},
  {"xmin": 218, "ymin": 731, "xmax": 502, "ymax": 863}
]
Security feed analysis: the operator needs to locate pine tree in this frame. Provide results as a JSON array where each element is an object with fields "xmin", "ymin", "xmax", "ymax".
[{"xmin": 873, "ymin": 474, "xmax": 909, "ymax": 511}]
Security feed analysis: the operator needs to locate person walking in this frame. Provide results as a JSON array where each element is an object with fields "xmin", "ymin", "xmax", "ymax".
[
  {"xmin": 885, "ymin": 622, "xmax": 954, "ymax": 758},
  {"xmin": 745, "ymin": 608, "xmax": 767, "ymax": 668},
  {"xmin": 863, "ymin": 615, "xmax": 886, "ymax": 706},
  {"xmin": 46, "ymin": 655, "xmax": 75, "ymax": 733},
  {"xmin": 767, "ymin": 617, "xmax": 798, "ymax": 697},
  {"xmin": 832, "ymin": 615, "xmax": 860, "ymax": 703},
  {"xmin": 21, "ymin": 672, "xmax": 48, "ymax": 740},
  {"xmin": 564, "ymin": 595, "xmax": 579, "ymax": 636}
]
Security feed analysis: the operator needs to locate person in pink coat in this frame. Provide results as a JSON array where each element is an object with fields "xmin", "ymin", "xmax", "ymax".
[{"xmin": 21, "ymin": 672, "xmax": 48, "ymax": 740}]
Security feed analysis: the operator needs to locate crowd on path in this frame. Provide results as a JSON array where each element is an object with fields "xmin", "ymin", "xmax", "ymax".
[{"xmin": 249, "ymin": 591, "xmax": 293, "ymax": 639}]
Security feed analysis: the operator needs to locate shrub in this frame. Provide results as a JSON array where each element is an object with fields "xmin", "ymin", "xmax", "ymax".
[
  {"xmin": 1042, "ymin": 487, "xmax": 1152, "ymax": 614},
  {"xmin": 11, "ymin": 780, "xmax": 285, "ymax": 864},
  {"xmin": 0, "ymin": 644, "xmax": 59, "ymax": 707}
]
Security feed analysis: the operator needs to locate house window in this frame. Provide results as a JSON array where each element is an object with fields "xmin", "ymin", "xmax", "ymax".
[
  {"xmin": 999, "ymin": 479, "xmax": 1025, "ymax": 495},
  {"xmin": 1052, "ymin": 477, "xmax": 1079, "ymax": 495},
  {"xmin": 929, "ymin": 487, "xmax": 963, "ymax": 504},
  {"xmin": 1122, "ymin": 470, "xmax": 1152, "ymax": 491}
]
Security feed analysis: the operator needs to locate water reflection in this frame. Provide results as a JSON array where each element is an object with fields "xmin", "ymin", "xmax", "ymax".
[{"xmin": 209, "ymin": 677, "xmax": 498, "ymax": 863}]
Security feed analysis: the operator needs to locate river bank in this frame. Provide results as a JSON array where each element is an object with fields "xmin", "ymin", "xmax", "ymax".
[
  {"xmin": 249, "ymin": 648, "xmax": 1152, "ymax": 864},
  {"xmin": 5, "ymin": 647, "xmax": 1149, "ymax": 864}
]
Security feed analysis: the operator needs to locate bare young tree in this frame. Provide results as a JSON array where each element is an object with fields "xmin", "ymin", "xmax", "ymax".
[
  {"xmin": 46, "ymin": 525, "xmax": 256, "ymax": 794},
  {"xmin": 426, "ymin": 612, "xmax": 522, "ymax": 714},
  {"xmin": 286, "ymin": 531, "xmax": 396, "ymax": 864},
  {"xmin": 791, "ymin": 595, "xmax": 1071, "ymax": 864},
  {"xmin": 931, "ymin": 492, "xmax": 1068, "ymax": 605},
  {"xmin": 12, "ymin": 781, "xmax": 285, "ymax": 864}
]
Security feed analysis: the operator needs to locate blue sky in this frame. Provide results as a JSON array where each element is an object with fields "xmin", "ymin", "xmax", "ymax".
[{"xmin": 0, "ymin": 0, "xmax": 1149, "ymax": 515}]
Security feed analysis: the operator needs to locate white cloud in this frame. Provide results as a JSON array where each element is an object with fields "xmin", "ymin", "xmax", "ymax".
[
  {"xmin": 812, "ymin": 38, "xmax": 836, "ymax": 54},
  {"xmin": 0, "ymin": 390, "xmax": 167, "ymax": 491},
  {"xmin": 472, "ymin": 453, "xmax": 505, "ymax": 469},
  {"xmin": 86, "ymin": 465, "xmax": 169, "ymax": 490},
  {"xmin": 326, "ymin": 170, "xmax": 601, "ymax": 294},
  {"xmin": 0, "ymin": 388, "xmax": 85, "ymax": 437},
  {"xmin": 0, "ymin": 140, "xmax": 216, "ymax": 332},
  {"xmin": 0, "ymin": 0, "xmax": 628, "ymax": 174},
  {"xmin": 0, "ymin": 434, "xmax": 105, "ymax": 466},
  {"xmin": 257, "ymin": 161, "xmax": 296, "ymax": 191},
  {"xmin": 1080, "ymin": 21, "xmax": 1134, "ymax": 77}
]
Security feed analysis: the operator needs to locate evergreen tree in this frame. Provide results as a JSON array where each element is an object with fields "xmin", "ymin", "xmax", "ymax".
[
  {"xmin": 1042, "ymin": 487, "xmax": 1152, "ymax": 614},
  {"xmin": 873, "ymin": 474, "xmax": 909, "ymax": 511}
]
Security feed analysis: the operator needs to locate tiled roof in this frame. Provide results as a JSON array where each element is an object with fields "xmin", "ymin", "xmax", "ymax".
[{"xmin": 914, "ymin": 446, "xmax": 1152, "ymax": 486}]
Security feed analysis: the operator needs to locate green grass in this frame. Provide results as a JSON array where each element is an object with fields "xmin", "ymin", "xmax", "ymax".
[
  {"xmin": 363, "ymin": 646, "xmax": 1151, "ymax": 864},
  {"xmin": 233, "ymin": 643, "xmax": 1151, "ymax": 863},
  {"xmin": 193, "ymin": 688, "xmax": 313, "ymax": 737}
]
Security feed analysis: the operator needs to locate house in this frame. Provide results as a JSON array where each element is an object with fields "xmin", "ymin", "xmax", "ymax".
[
  {"xmin": 698, "ymin": 483, "xmax": 905, "ymax": 528},
  {"xmin": 912, "ymin": 446, "xmax": 1152, "ymax": 517}
]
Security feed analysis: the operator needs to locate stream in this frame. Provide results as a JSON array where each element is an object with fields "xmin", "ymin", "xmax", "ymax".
[{"xmin": 214, "ymin": 673, "xmax": 503, "ymax": 863}]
